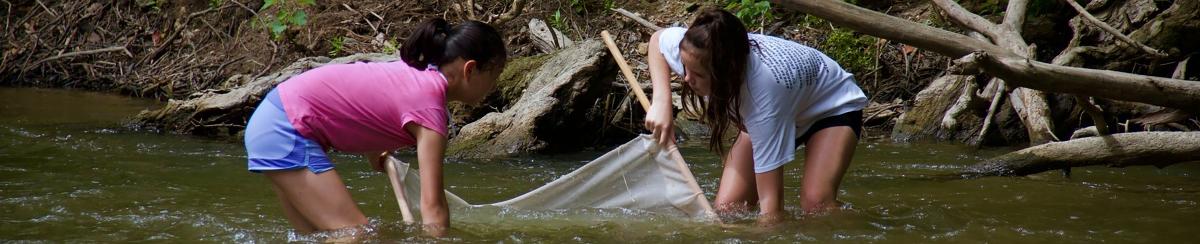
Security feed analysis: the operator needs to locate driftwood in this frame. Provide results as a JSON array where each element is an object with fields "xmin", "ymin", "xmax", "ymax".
[
  {"xmin": 776, "ymin": 0, "xmax": 1200, "ymax": 176},
  {"xmin": 932, "ymin": 0, "xmax": 1053, "ymax": 145},
  {"xmin": 973, "ymin": 78, "xmax": 1006, "ymax": 146},
  {"xmin": 892, "ymin": 74, "xmax": 983, "ymax": 142},
  {"xmin": 961, "ymin": 132, "xmax": 1200, "ymax": 177},
  {"xmin": 612, "ymin": 8, "xmax": 662, "ymax": 32},
  {"xmin": 901, "ymin": 32, "xmax": 995, "ymax": 144},
  {"xmin": 1131, "ymin": 58, "xmax": 1195, "ymax": 129},
  {"xmin": 1063, "ymin": 0, "xmax": 1166, "ymax": 57},
  {"xmin": 490, "ymin": 0, "xmax": 528, "ymax": 25},
  {"xmin": 528, "ymin": 19, "xmax": 574, "ymax": 53},
  {"xmin": 772, "ymin": 0, "xmax": 1200, "ymax": 113}
]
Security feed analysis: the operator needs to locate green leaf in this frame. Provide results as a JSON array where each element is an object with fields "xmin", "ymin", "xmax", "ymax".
[
  {"xmin": 269, "ymin": 19, "xmax": 286, "ymax": 35},
  {"xmin": 259, "ymin": 0, "xmax": 275, "ymax": 11},
  {"xmin": 297, "ymin": 0, "xmax": 315, "ymax": 5},
  {"xmin": 290, "ymin": 10, "xmax": 308, "ymax": 25}
]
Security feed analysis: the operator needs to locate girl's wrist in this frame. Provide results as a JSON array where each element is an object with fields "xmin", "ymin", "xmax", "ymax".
[{"xmin": 652, "ymin": 99, "xmax": 672, "ymax": 109}]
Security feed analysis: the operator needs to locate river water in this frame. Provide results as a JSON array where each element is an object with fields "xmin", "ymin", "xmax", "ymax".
[{"xmin": 2, "ymin": 87, "xmax": 1197, "ymax": 242}]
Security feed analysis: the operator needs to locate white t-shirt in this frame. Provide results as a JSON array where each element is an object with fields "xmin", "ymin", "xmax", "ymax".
[{"xmin": 658, "ymin": 27, "xmax": 868, "ymax": 173}]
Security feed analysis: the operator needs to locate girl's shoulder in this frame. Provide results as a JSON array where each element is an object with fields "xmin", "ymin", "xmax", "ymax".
[
  {"xmin": 748, "ymin": 34, "xmax": 822, "ymax": 60},
  {"xmin": 656, "ymin": 27, "xmax": 690, "ymax": 75},
  {"xmin": 658, "ymin": 27, "xmax": 688, "ymax": 38},
  {"xmin": 747, "ymin": 35, "xmax": 828, "ymax": 90}
]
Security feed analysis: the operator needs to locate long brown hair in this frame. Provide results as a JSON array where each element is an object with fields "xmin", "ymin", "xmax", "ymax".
[{"xmin": 680, "ymin": 8, "xmax": 751, "ymax": 154}]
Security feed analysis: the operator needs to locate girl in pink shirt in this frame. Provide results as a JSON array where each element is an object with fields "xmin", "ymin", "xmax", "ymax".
[{"xmin": 243, "ymin": 18, "xmax": 506, "ymax": 237}]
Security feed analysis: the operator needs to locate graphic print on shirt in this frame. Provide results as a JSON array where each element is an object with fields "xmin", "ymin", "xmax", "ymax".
[{"xmin": 750, "ymin": 35, "xmax": 823, "ymax": 90}]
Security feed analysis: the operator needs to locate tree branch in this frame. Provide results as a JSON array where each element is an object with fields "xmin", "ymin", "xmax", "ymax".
[
  {"xmin": 613, "ymin": 8, "xmax": 662, "ymax": 32},
  {"xmin": 940, "ymin": 75, "xmax": 979, "ymax": 130},
  {"xmin": 973, "ymin": 78, "xmax": 1006, "ymax": 146},
  {"xmin": 974, "ymin": 51, "xmax": 1200, "ymax": 113},
  {"xmin": 772, "ymin": 0, "xmax": 1007, "ymax": 58},
  {"xmin": 1002, "ymin": 0, "xmax": 1030, "ymax": 32},
  {"xmin": 27, "ymin": 46, "xmax": 130, "ymax": 68},
  {"xmin": 1073, "ymin": 95, "xmax": 1110, "ymax": 134},
  {"xmin": 491, "ymin": 0, "xmax": 527, "ymax": 25},
  {"xmin": 1172, "ymin": 56, "xmax": 1190, "ymax": 80},
  {"xmin": 140, "ymin": 6, "xmax": 230, "ymax": 65},
  {"xmin": 948, "ymin": 51, "xmax": 983, "ymax": 75},
  {"xmin": 1064, "ymin": 0, "xmax": 1167, "ymax": 57},
  {"xmin": 771, "ymin": 0, "xmax": 1200, "ymax": 112},
  {"xmin": 1053, "ymin": 45, "xmax": 1110, "ymax": 135},
  {"xmin": 931, "ymin": 0, "xmax": 1001, "ymax": 40},
  {"xmin": 1005, "ymin": 44, "xmax": 1057, "ymax": 144}
]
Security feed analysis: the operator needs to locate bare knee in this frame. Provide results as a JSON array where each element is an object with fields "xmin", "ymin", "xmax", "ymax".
[
  {"xmin": 713, "ymin": 199, "xmax": 753, "ymax": 215},
  {"xmin": 264, "ymin": 169, "xmax": 368, "ymax": 231},
  {"xmin": 800, "ymin": 190, "xmax": 836, "ymax": 213}
]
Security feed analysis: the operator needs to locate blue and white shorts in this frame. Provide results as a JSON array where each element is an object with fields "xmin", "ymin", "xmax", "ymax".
[{"xmin": 244, "ymin": 88, "xmax": 334, "ymax": 173}]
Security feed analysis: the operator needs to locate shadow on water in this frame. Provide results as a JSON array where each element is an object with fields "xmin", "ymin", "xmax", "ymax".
[{"xmin": 2, "ymin": 87, "xmax": 1198, "ymax": 242}]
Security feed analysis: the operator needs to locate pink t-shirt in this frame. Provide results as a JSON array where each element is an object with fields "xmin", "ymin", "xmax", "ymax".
[{"xmin": 277, "ymin": 61, "xmax": 449, "ymax": 153}]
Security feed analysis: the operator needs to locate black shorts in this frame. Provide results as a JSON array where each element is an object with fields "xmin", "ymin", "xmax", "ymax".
[{"xmin": 795, "ymin": 110, "xmax": 863, "ymax": 145}]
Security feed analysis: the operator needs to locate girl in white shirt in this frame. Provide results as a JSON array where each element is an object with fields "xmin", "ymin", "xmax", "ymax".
[{"xmin": 644, "ymin": 8, "xmax": 868, "ymax": 224}]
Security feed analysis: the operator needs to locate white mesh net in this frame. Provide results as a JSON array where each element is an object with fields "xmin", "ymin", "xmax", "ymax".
[{"xmin": 385, "ymin": 135, "xmax": 716, "ymax": 223}]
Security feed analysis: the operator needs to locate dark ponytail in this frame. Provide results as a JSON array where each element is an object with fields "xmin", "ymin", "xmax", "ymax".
[
  {"xmin": 680, "ymin": 8, "xmax": 751, "ymax": 154},
  {"xmin": 401, "ymin": 18, "xmax": 507, "ymax": 71},
  {"xmin": 401, "ymin": 18, "xmax": 450, "ymax": 68}
]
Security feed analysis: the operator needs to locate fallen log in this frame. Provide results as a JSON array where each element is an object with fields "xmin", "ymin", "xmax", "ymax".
[
  {"xmin": 770, "ymin": 0, "xmax": 1200, "ymax": 113},
  {"xmin": 960, "ymin": 132, "xmax": 1200, "ymax": 177}
]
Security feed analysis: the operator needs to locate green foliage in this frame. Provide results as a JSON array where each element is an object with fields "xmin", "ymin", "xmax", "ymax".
[
  {"xmin": 822, "ymin": 28, "xmax": 877, "ymax": 74},
  {"xmin": 208, "ymin": 0, "xmax": 225, "ymax": 9},
  {"xmin": 568, "ymin": 0, "xmax": 615, "ymax": 14},
  {"xmin": 724, "ymin": 0, "xmax": 773, "ymax": 30},
  {"xmin": 382, "ymin": 38, "xmax": 399, "ymax": 55},
  {"xmin": 570, "ymin": 0, "xmax": 586, "ymax": 13},
  {"xmin": 258, "ymin": 0, "xmax": 314, "ymax": 40},
  {"xmin": 549, "ymin": 10, "xmax": 567, "ymax": 33},
  {"xmin": 797, "ymin": 14, "xmax": 826, "ymax": 29},
  {"xmin": 793, "ymin": 3, "xmax": 877, "ymax": 74},
  {"xmin": 328, "ymin": 36, "xmax": 345, "ymax": 56}
]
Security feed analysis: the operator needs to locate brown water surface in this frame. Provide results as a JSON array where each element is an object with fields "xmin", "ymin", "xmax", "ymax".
[{"xmin": 2, "ymin": 87, "xmax": 1197, "ymax": 242}]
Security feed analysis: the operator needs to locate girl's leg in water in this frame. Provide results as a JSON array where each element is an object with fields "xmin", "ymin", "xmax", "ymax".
[
  {"xmin": 713, "ymin": 131, "xmax": 759, "ymax": 217},
  {"xmin": 800, "ymin": 126, "xmax": 857, "ymax": 214},
  {"xmin": 264, "ymin": 169, "xmax": 368, "ymax": 233}
]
